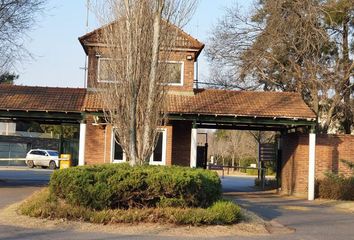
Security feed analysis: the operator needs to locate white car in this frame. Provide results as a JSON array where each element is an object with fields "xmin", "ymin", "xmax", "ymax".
[{"xmin": 26, "ymin": 149, "xmax": 59, "ymax": 169}]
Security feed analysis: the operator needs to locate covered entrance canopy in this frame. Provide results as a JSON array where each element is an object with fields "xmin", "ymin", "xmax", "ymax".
[
  {"xmin": 0, "ymin": 85, "xmax": 85, "ymax": 123},
  {"xmin": 166, "ymin": 89, "xmax": 317, "ymax": 201},
  {"xmin": 1, "ymin": 85, "xmax": 318, "ymax": 200},
  {"xmin": 0, "ymin": 85, "xmax": 85, "ymax": 165},
  {"xmin": 167, "ymin": 89, "xmax": 316, "ymax": 131}
]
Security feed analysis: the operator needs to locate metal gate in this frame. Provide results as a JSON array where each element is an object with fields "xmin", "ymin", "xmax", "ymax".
[{"xmin": 0, "ymin": 142, "xmax": 27, "ymax": 166}]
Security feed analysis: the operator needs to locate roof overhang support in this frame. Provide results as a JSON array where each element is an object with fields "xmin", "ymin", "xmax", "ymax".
[
  {"xmin": 197, "ymin": 124, "xmax": 286, "ymax": 132},
  {"xmin": 168, "ymin": 114, "xmax": 316, "ymax": 130},
  {"xmin": 0, "ymin": 110, "xmax": 84, "ymax": 123}
]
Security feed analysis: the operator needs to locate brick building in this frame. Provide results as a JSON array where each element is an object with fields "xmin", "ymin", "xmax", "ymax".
[{"xmin": 1, "ymin": 22, "xmax": 352, "ymax": 200}]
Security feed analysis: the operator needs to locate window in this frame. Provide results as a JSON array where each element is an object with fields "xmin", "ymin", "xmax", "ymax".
[
  {"xmin": 165, "ymin": 61, "xmax": 184, "ymax": 85},
  {"xmin": 153, "ymin": 133, "xmax": 163, "ymax": 162},
  {"xmin": 97, "ymin": 58, "xmax": 114, "ymax": 83},
  {"xmin": 31, "ymin": 150, "xmax": 46, "ymax": 156},
  {"xmin": 113, "ymin": 142, "xmax": 124, "ymax": 162},
  {"xmin": 0, "ymin": 122, "xmax": 16, "ymax": 135},
  {"xmin": 111, "ymin": 129, "xmax": 167, "ymax": 165},
  {"xmin": 150, "ymin": 129, "xmax": 167, "ymax": 165},
  {"xmin": 47, "ymin": 151, "xmax": 59, "ymax": 157},
  {"xmin": 111, "ymin": 132, "xmax": 125, "ymax": 163}
]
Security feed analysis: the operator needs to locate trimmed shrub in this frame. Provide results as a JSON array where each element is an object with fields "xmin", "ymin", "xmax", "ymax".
[
  {"xmin": 318, "ymin": 173, "xmax": 354, "ymax": 200},
  {"xmin": 49, "ymin": 164, "xmax": 221, "ymax": 210},
  {"xmin": 19, "ymin": 189, "xmax": 241, "ymax": 225},
  {"xmin": 254, "ymin": 178, "xmax": 278, "ymax": 189}
]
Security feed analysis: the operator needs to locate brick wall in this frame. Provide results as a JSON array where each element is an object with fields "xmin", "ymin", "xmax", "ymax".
[
  {"xmin": 165, "ymin": 125, "xmax": 173, "ymax": 166},
  {"xmin": 281, "ymin": 133, "xmax": 354, "ymax": 197},
  {"xmin": 171, "ymin": 121, "xmax": 192, "ymax": 166},
  {"xmin": 84, "ymin": 114, "xmax": 174, "ymax": 166},
  {"xmin": 86, "ymin": 46, "xmax": 196, "ymax": 92},
  {"xmin": 84, "ymin": 115, "xmax": 113, "ymax": 165}
]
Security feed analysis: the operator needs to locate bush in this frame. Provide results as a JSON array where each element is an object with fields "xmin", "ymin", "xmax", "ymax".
[
  {"xmin": 254, "ymin": 178, "xmax": 278, "ymax": 189},
  {"xmin": 318, "ymin": 173, "xmax": 354, "ymax": 200},
  {"xmin": 49, "ymin": 164, "xmax": 221, "ymax": 210},
  {"xmin": 19, "ymin": 189, "xmax": 241, "ymax": 225}
]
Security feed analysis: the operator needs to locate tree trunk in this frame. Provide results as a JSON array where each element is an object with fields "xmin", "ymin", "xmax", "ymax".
[
  {"xmin": 124, "ymin": 0, "xmax": 137, "ymax": 166},
  {"xmin": 142, "ymin": 0, "xmax": 164, "ymax": 162},
  {"xmin": 342, "ymin": 17, "xmax": 352, "ymax": 134}
]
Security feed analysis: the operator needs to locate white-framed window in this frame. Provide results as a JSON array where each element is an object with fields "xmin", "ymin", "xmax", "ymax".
[
  {"xmin": 165, "ymin": 61, "xmax": 184, "ymax": 86},
  {"xmin": 149, "ymin": 129, "xmax": 167, "ymax": 165},
  {"xmin": 110, "ymin": 129, "xmax": 167, "ymax": 165},
  {"xmin": 111, "ymin": 131, "xmax": 126, "ymax": 163},
  {"xmin": 97, "ymin": 58, "xmax": 115, "ymax": 83}
]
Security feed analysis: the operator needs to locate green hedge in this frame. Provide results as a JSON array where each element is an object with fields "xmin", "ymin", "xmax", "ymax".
[
  {"xmin": 318, "ymin": 173, "xmax": 354, "ymax": 200},
  {"xmin": 49, "ymin": 164, "xmax": 221, "ymax": 210},
  {"xmin": 19, "ymin": 189, "xmax": 241, "ymax": 225}
]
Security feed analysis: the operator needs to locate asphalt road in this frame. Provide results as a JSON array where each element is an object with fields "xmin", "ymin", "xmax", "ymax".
[
  {"xmin": 0, "ymin": 167, "xmax": 51, "ymax": 209},
  {"xmin": 0, "ymin": 169, "xmax": 354, "ymax": 240}
]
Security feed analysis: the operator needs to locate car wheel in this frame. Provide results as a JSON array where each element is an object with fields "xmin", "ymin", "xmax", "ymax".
[
  {"xmin": 27, "ymin": 160, "xmax": 34, "ymax": 168},
  {"xmin": 49, "ymin": 161, "xmax": 57, "ymax": 170}
]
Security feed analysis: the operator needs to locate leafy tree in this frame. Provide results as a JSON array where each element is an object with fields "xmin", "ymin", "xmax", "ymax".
[
  {"xmin": 0, "ymin": 72, "xmax": 18, "ymax": 84},
  {"xmin": 323, "ymin": 0, "xmax": 354, "ymax": 133},
  {"xmin": 207, "ymin": 0, "xmax": 354, "ymax": 133}
]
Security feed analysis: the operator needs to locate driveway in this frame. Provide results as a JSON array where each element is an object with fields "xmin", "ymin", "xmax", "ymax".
[
  {"xmin": 222, "ymin": 176, "xmax": 354, "ymax": 240},
  {"xmin": 0, "ymin": 171, "xmax": 353, "ymax": 240}
]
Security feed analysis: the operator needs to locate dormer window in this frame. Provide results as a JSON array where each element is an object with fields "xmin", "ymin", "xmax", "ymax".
[
  {"xmin": 97, "ymin": 58, "xmax": 114, "ymax": 83},
  {"xmin": 165, "ymin": 61, "xmax": 184, "ymax": 86}
]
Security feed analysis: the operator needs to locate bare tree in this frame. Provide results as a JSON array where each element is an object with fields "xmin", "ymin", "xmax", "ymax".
[
  {"xmin": 207, "ymin": 0, "xmax": 354, "ymax": 133},
  {"xmin": 0, "ymin": 0, "xmax": 45, "ymax": 75},
  {"xmin": 208, "ymin": 130, "xmax": 261, "ymax": 167},
  {"xmin": 93, "ymin": 0, "xmax": 197, "ymax": 166}
]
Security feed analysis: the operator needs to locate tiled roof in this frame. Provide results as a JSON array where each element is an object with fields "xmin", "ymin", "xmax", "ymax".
[
  {"xmin": 79, "ymin": 21, "xmax": 204, "ymax": 55},
  {"xmin": 0, "ymin": 85, "xmax": 316, "ymax": 120},
  {"xmin": 83, "ymin": 91, "xmax": 101, "ymax": 111},
  {"xmin": 0, "ymin": 85, "xmax": 86, "ymax": 112},
  {"xmin": 84, "ymin": 89, "xmax": 316, "ymax": 120},
  {"xmin": 167, "ymin": 89, "xmax": 316, "ymax": 119}
]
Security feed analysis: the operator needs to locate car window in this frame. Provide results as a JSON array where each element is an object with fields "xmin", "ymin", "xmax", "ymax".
[
  {"xmin": 37, "ymin": 151, "xmax": 46, "ymax": 156},
  {"xmin": 47, "ymin": 151, "xmax": 59, "ymax": 157},
  {"xmin": 30, "ymin": 151, "xmax": 40, "ymax": 155}
]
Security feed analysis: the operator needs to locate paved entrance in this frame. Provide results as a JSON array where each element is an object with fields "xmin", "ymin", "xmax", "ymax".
[
  {"xmin": 223, "ymin": 176, "xmax": 354, "ymax": 240},
  {"xmin": 0, "ymin": 171, "xmax": 353, "ymax": 239}
]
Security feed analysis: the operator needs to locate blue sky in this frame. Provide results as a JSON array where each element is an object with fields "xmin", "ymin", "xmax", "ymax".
[{"xmin": 16, "ymin": 0, "xmax": 252, "ymax": 87}]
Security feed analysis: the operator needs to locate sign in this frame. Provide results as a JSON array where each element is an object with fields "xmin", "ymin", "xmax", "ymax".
[{"xmin": 259, "ymin": 143, "xmax": 276, "ymax": 162}]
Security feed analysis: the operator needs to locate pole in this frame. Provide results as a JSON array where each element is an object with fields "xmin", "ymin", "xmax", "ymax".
[
  {"xmin": 308, "ymin": 131, "xmax": 316, "ymax": 201},
  {"xmin": 78, "ymin": 121, "xmax": 87, "ymax": 166},
  {"xmin": 190, "ymin": 122, "xmax": 197, "ymax": 168}
]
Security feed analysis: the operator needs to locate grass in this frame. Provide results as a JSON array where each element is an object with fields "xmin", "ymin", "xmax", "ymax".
[{"xmin": 19, "ymin": 188, "xmax": 242, "ymax": 226}]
